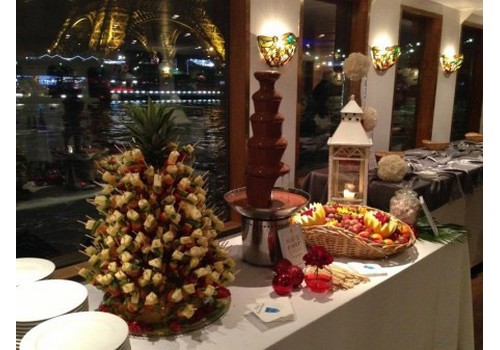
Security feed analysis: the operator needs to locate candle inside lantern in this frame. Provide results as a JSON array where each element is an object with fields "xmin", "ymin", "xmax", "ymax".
[
  {"xmin": 343, "ymin": 183, "xmax": 356, "ymax": 199},
  {"xmin": 343, "ymin": 189, "xmax": 355, "ymax": 199}
]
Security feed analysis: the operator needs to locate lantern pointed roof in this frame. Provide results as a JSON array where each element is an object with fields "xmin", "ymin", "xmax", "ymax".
[
  {"xmin": 341, "ymin": 95, "xmax": 364, "ymax": 114},
  {"xmin": 327, "ymin": 95, "xmax": 372, "ymax": 147}
]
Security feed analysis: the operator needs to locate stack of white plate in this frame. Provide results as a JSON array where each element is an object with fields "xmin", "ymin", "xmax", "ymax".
[
  {"xmin": 16, "ymin": 279, "xmax": 89, "ymax": 349},
  {"xmin": 19, "ymin": 311, "xmax": 131, "ymax": 350},
  {"xmin": 16, "ymin": 258, "xmax": 56, "ymax": 286}
]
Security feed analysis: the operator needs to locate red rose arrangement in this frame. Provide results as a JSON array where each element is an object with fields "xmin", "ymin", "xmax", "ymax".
[
  {"xmin": 302, "ymin": 245, "xmax": 334, "ymax": 269},
  {"xmin": 302, "ymin": 246, "xmax": 334, "ymax": 293},
  {"xmin": 271, "ymin": 246, "xmax": 335, "ymax": 295}
]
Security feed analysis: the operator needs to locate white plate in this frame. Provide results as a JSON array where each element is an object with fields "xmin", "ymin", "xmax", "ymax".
[
  {"xmin": 16, "ymin": 258, "xmax": 56, "ymax": 286},
  {"xmin": 20, "ymin": 311, "xmax": 129, "ymax": 350},
  {"xmin": 16, "ymin": 280, "xmax": 88, "ymax": 323}
]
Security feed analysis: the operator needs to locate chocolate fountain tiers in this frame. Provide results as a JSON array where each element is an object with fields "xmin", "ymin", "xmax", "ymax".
[
  {"xmin": 224, "ymin": 71, "xmax": 310, "ymax": 266},
  {"xmin": 246, "ymin": 71, "xmax": 290, "ymax": 208}
]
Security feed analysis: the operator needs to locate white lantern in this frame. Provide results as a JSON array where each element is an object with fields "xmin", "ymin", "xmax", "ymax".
[{"xmin": 327, "ymin": 95, "xmax": 372, "ymax": 205}]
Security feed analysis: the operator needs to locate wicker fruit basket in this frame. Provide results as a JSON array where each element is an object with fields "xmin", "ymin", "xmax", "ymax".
[
  {"xmin": 465, "ymin": 132, "xmax": 483, "ymax": 142},
  {"xmin": 301, "ymin": 224, "xmax": 415, "ymax": 259},
  {"xmin": 422, "ymin": 139, "xmax": 449, "ymax": 151},
  {"xmin": 292, "ymin": 203, "xmax": 416, "ymax": 259}
]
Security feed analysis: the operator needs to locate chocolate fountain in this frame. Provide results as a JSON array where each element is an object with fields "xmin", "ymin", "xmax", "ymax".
[{"xmin": 224, "ymin": 71, "xmax": 310, "ymax": 266}]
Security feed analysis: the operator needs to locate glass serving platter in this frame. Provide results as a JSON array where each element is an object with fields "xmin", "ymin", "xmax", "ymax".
[{"xmin": 98, "ymin": 297, "xmax": 231, "ymax": 338}]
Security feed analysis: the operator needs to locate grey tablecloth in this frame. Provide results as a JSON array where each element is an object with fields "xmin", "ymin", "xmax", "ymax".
[{"xmin": 300, "ymin": 150, "xmax": 483, "ymax": 212}]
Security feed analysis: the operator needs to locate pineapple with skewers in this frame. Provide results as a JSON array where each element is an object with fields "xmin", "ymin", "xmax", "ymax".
[{"xmin": 79, "ymin": 99, "xmax": 235, "ymax": 333}]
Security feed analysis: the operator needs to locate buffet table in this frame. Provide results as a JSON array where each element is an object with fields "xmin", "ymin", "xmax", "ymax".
[
  {"xmin": 300, "ymin": 141, "xmax": 483, "ymax": 267},
  {"xmin": 86, "ymin": 234, "xmax": 474, "ymax": 350}
]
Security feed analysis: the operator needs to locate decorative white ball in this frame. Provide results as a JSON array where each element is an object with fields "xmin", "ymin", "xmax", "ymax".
[
  {"xmin": 362, "ymin": 106, "xmax": 378, "ymax": 132},
  {"xmin": 343, "ymin": 52, "xmax": 371, "ymax": 81},
  {"xmin": 377, "ymin": 155, "xmax": 408, "ymax": 182}
]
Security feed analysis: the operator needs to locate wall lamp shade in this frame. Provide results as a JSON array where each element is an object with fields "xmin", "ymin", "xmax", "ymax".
[
  {"xmin": 257, "ymin": 32, "xmax": 298, "ymax": 68},
  {"xmin": 440, "ymin": 53, "xmax": 463, "ymax": 74},
  {"xmin": 370, "ymin": 45, "xmax": 401, "ymax": 71}
]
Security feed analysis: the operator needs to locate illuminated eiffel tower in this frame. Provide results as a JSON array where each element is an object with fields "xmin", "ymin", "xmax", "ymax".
[{"xmin": 49, "ymin": 0, "xmax": 225, "ymax": 63}]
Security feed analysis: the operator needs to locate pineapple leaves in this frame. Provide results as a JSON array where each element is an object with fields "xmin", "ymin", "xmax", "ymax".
[{"xmin": 124, "ymin": 98, "xmax": 178, "ymax": 168}]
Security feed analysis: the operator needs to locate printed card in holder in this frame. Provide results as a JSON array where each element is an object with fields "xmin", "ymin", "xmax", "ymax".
[
  {"xmin": 277, "ymin": 224, "xmax": 308, "ymax": 268},
  {"xmin": 419, "ymin": 196, "xmax": 439, "ymax": 236}
]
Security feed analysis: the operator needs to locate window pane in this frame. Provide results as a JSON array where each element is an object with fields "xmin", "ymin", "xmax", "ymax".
[
  {"xmin": 390, "ymin": 14, "xmax": 426, "ymax": 151},
  {"xmin": 16, "ymin": 0, "xmax": 230, "ymax": 267},
  {"xmin": 297, "ymin": 0, "xmax": 352, "ymax": 180},
  {"xmin": 450, "ymin": 25, "xmax": 483, "ymax": 141}
]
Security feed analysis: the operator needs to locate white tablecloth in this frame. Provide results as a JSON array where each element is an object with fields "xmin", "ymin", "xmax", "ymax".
[
  {"xmin": 86, "ymin": 235, "xmax": 474, "ymax": 350},
  {"xmin": 432, "ymin": 187, "xmax": 483, "ymax": 267}
]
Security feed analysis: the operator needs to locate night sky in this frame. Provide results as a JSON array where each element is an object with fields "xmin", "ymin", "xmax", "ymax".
[{"xmin": 17, "ymin": 0, "xmax": 70, "ymax": 56}]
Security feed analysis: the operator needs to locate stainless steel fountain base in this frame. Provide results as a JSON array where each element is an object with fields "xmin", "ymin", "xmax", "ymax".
[
  {"xmin": 224, "ymin": 187, "xmax": 310, "ymax": 267},
  {"xmin": 241, "ymin": 216, "xmax": 291, "ymax": 266}
]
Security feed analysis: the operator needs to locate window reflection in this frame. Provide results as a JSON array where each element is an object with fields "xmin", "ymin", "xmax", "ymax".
[
  {"xmin": 390, "ymin": 15, "xmax": 425, "ymax": 151},
  {"xmin": 450, "ymin": 25, "xmax": 483, "ymax": 141},
  {"xmin": 16, "ymin": 0, "xmax": 230, "ymax": 267},
  {"xmin": 297, "ymin": 0, "xmax": 352, "ymax": 181}
]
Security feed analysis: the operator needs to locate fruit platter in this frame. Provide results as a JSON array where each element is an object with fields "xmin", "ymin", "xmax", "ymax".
[
  {"xmin": 76, "ymin": 101, "xmax": 235, "ymax": 336},
  {"xmin": 290, "ymin": 202, "xmax": 416, "ymax": 259},
  {"xmin": 78, "ymin": 145, "xmax": 235, "ymax": 336}
]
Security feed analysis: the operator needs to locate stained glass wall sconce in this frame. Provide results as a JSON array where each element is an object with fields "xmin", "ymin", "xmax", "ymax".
[
  {"xmin": 370, "ymin": 45, "xmax": 401, "ymax": 71},
  {"xmin": 440, "ymin": 53, "xmax": 464, "ymax": 75},
  {"xmin": 257, "ymin": 32, "xmax": 298, "ymax": 68}
]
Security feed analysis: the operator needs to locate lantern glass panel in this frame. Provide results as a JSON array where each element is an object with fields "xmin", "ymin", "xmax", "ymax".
[
  {"xmin": 329, "ymin": 147, "xmax": 366, "ymax": 205},
  {"xmin": 338, "ymin": 159, "xmax": 361, "ymax": 199}
]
